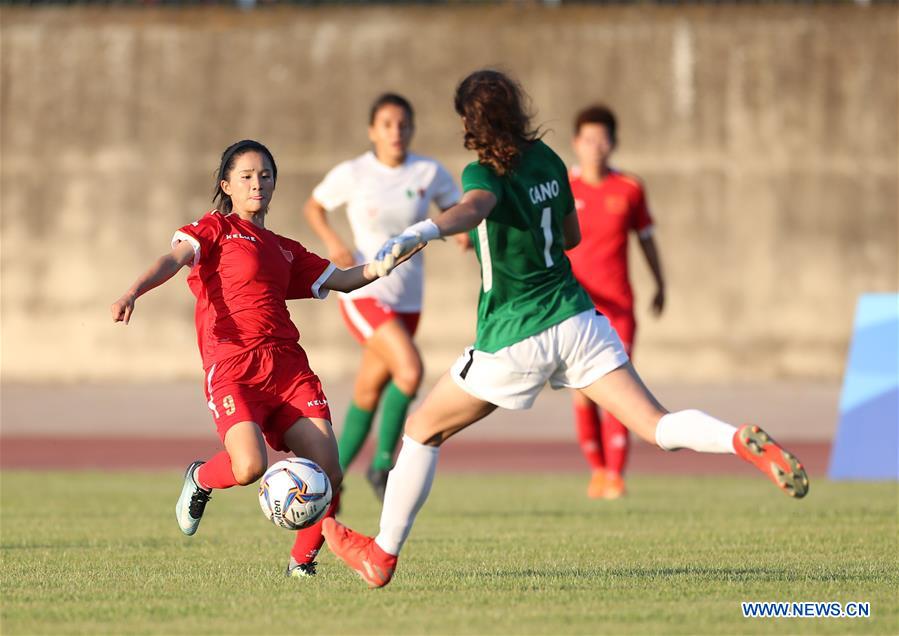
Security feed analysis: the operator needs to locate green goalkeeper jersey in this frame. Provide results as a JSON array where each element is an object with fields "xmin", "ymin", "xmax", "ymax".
[{"xmin": 462, "ymin": 140, "xmax": 593, "ymax": 353}]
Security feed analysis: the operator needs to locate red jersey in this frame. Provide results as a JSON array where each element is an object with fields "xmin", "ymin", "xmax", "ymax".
[
  {"xmin": 565, "ymin": 170, "xmax": 654, "ymax": 318},
  {"xmin": 172, "ymin": 211, "xmax": 335, "ymax": 370}
]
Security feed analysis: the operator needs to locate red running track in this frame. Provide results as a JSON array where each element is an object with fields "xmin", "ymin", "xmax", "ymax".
[{"xmin": 0, "ymin": 437, "xmax": 830, "ymax": 476}]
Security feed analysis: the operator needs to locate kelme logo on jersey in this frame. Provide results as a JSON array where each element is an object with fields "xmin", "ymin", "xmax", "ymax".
[
  {"xmin": 529, "ymin": 180, "xmax": 561, "ymax": 205},
  {"xmin": 225, "ymin": 233, "xmax": 257, "ymax": 242}
]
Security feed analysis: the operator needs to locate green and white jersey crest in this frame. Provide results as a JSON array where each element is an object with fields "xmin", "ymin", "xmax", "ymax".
[{"xmin": 462, "ymin": 140, "xmax": 593, "ymax": 353}]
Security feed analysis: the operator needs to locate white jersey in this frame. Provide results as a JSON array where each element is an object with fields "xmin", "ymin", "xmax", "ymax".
[{"xmin": 312, "ymin": 151, "xmax": 460, "ymax": 312}]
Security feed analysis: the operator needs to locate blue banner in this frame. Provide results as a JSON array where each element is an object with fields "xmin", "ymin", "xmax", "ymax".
[{"xmin": 829, "ymin": 293, "xmax": 899, "ymax": 480}]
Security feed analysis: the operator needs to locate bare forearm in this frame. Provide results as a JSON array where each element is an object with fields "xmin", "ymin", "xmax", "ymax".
[
  {"xmin": 304, "ymin": 199, "xmax": 343, "ymax": 247},
  {"xmin": 127, "ymin": 254, "xmax": 187, "ymax": 298},
  {"xmin": 112, "ymin": 242, "xmax": 193, "ymax": 324},
  {"xmin": 304, "ymin": 198, "xmax": 356, "ymax": 267},
  {"xmin": 433, "ymin": 204, "xmax": 479, "ymax": 235},
  {"xmin": 322, "ymin": 264, "xmax": 376, "ymax": 293},
  {"xmin": 324, "ymin": 241, "xmax": 426, "ymax": 292},
  {"xmin": 432, "ymin": 193, "xmax": 495, "ymax": 236},
  {"xmin": 639, "ymin": 236, "xmax": 665, "ymax": 288}
]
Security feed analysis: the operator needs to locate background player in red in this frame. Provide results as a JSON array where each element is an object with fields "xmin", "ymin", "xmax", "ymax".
[
  {"xmin": 566, "ymin": 105, "xmax": 666, "ymax": 499},
  {"xmin": 110, "ymin": 140, "xmax": 412, "ymax": 578}
]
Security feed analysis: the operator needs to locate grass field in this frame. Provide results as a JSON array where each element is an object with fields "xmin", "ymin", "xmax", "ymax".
[{"xmin": 2, "ymin": 471, "xmax": 896, "ymax": 635}]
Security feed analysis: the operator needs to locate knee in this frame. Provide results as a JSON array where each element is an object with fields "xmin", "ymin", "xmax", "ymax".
[
  {"xmin": 232, "ymin": 457, "xmax": 266, "ymax": 486},
  {"xmin": 353, "ymin": 385, "xmax": 383, "ymax": 411},
  {"xmin": 404, "ymin": 410, "xmax": 442, "ymax": 448},
  {"xmin": 392, "ymin": 357, "xmax": 423, "ymax": 395}
]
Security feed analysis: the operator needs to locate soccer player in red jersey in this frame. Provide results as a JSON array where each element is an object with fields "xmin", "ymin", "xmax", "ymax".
[
  {"xmin": 566, "ymin": 105, "xmax": 667, "ymax": 500},
  {"xmin": 110, "ymin": 140, "xmax": 413, "ymax": 578}
]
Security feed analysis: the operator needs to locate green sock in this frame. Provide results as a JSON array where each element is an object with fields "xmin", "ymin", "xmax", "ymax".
[
  {"xmin": 372, "ymin": 382, "xmax": 414, "ymax": 471},
  {"xmin": 337, "ymin": 402, "xmax": 375, "ymax": 471}
]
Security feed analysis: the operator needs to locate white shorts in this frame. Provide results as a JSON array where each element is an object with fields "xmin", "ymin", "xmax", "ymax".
[{"xmin": 450, "ymin": 309, "xmax": 629, "ymax": 410}]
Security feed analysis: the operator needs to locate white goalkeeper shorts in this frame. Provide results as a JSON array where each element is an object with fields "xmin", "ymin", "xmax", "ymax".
[{"xmin": 450, "ymin": 309, "xmax": 629, "ymax": 410}]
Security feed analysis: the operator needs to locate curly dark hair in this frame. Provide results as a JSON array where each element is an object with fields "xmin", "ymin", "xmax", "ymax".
[{"xmin": 454, "ymin": 70, "xmax": 542, "ymax": 176}]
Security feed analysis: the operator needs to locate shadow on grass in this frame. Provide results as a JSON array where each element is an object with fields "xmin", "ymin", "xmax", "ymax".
[
  {"xmin": 0, "ymin": 537, "xmax": 176, "ymax": 551},
  {"xmin": 466, "ymin": 564, "xmax": 878, "ymax": 583}
]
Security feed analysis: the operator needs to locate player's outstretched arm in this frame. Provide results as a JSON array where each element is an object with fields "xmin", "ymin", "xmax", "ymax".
[
  {"xmin": 321, "ymin": 244, "xmax": 426, "ymax": 293},
  {"xmin": 371, "ymin": 190, "xmax": 497, "ymax": 276},
  {"xmin": 431, "ymin": 189, "xmax": 497, "ymax": 237},
  {"xmin": 110, "ymin": 241, "xmax": 196, "ymax": 324}
]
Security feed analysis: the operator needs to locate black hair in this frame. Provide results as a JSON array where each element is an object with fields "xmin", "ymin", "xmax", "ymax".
[
  {"xmin": 368, "ymin": 93, "xmax": 415, "ymax": 127},
  {"xmin": 574, "ymin": 104, "xmax": 618, "ymax": 145},
  {"xmin": 212, "ymin": 140, "xmax": 277, "ymax": 214}
]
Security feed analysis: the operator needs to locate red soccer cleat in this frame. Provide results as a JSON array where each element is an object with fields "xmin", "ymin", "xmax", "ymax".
[
  {"xmin": 602, "ymin": 473, "xmax": 626, "ymax": 500},
  {"xmin": 586, "ymin": 471, "xmax": 605, "ymax": 499},
  {"xmin": 322, "ymin": 518, "xmax": 397, "ymax": 589},
  {"xmin": 733, "ymin": 425, "xmax": 809, "ymax": 498}
]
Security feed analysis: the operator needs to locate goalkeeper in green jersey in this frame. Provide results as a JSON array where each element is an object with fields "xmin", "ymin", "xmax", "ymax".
[{"xmin": 323, "ymin": 69, "xmax": 809, "ymax": 589}]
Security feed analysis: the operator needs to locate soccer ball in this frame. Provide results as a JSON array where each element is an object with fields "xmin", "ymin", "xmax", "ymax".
[{"xmin": 258, "ymin": 458, "xmax": 332, "ymax": 530}]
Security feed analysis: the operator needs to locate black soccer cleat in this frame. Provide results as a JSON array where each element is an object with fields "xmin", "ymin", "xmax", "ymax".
[
  {"xmin": 365, "ymin": 466, "xmax": 389, "ymax": 502},
  {"xmin": 286, "ymin": 560, "xmax": 318, "ymax": 578}
]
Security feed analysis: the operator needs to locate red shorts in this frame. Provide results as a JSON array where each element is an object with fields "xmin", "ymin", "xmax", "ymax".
[
  {"xmin": 600, "ymin": 310, "xmax": 635, "ymax": 355},
  {"xmin": 338, "ymin": 296, "xmax": 421, "ymax": 344},
  {"xmin": 203, "ymin": 343, "xmax": 332, "ymax": 452}
]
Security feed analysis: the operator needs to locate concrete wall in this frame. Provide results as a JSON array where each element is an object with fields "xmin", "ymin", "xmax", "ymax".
[{"xmin": 1, "ymin": 5, "xmax": 896, "ymax": 384}]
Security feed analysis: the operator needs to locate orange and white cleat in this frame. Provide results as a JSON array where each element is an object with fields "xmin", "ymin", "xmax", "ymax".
[
  {"xmin": 602, "ymin": 473, "xmax": 626, "ymax": 500},
  {"xmin": 733, "ymin": 425, "xmax": 809, "ymax": 498},
  {"xmin": 586, "ymin": 471, "xmax": 606, "ymax": 499},
  {"xmin": 322, "ymin": 518, "xmax": 397, "ymax": 589}
]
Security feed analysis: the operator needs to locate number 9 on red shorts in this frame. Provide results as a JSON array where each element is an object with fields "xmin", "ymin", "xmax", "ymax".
[{"xmin": 203, "ymin": 343, "xmax": 332, "ymax": 452}]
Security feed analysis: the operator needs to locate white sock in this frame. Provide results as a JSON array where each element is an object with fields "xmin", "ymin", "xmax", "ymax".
[
  {"xmin": 374, "ymin": 435, "xmax": 440, "ymax": 556},
  {"xmin": 655, "ymin": 409, "xmax": 737, "ymax": 454}
]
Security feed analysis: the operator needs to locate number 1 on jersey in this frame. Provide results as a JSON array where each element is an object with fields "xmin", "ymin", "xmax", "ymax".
[{"xmin": 541, "ymin": 207, "xmax": 554, "ymax": 267}]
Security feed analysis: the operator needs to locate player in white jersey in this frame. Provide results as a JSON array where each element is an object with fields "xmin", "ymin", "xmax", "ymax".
[{"xmin": 304, "ymin": 93, "xmax": 461, "ymax": 501}]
